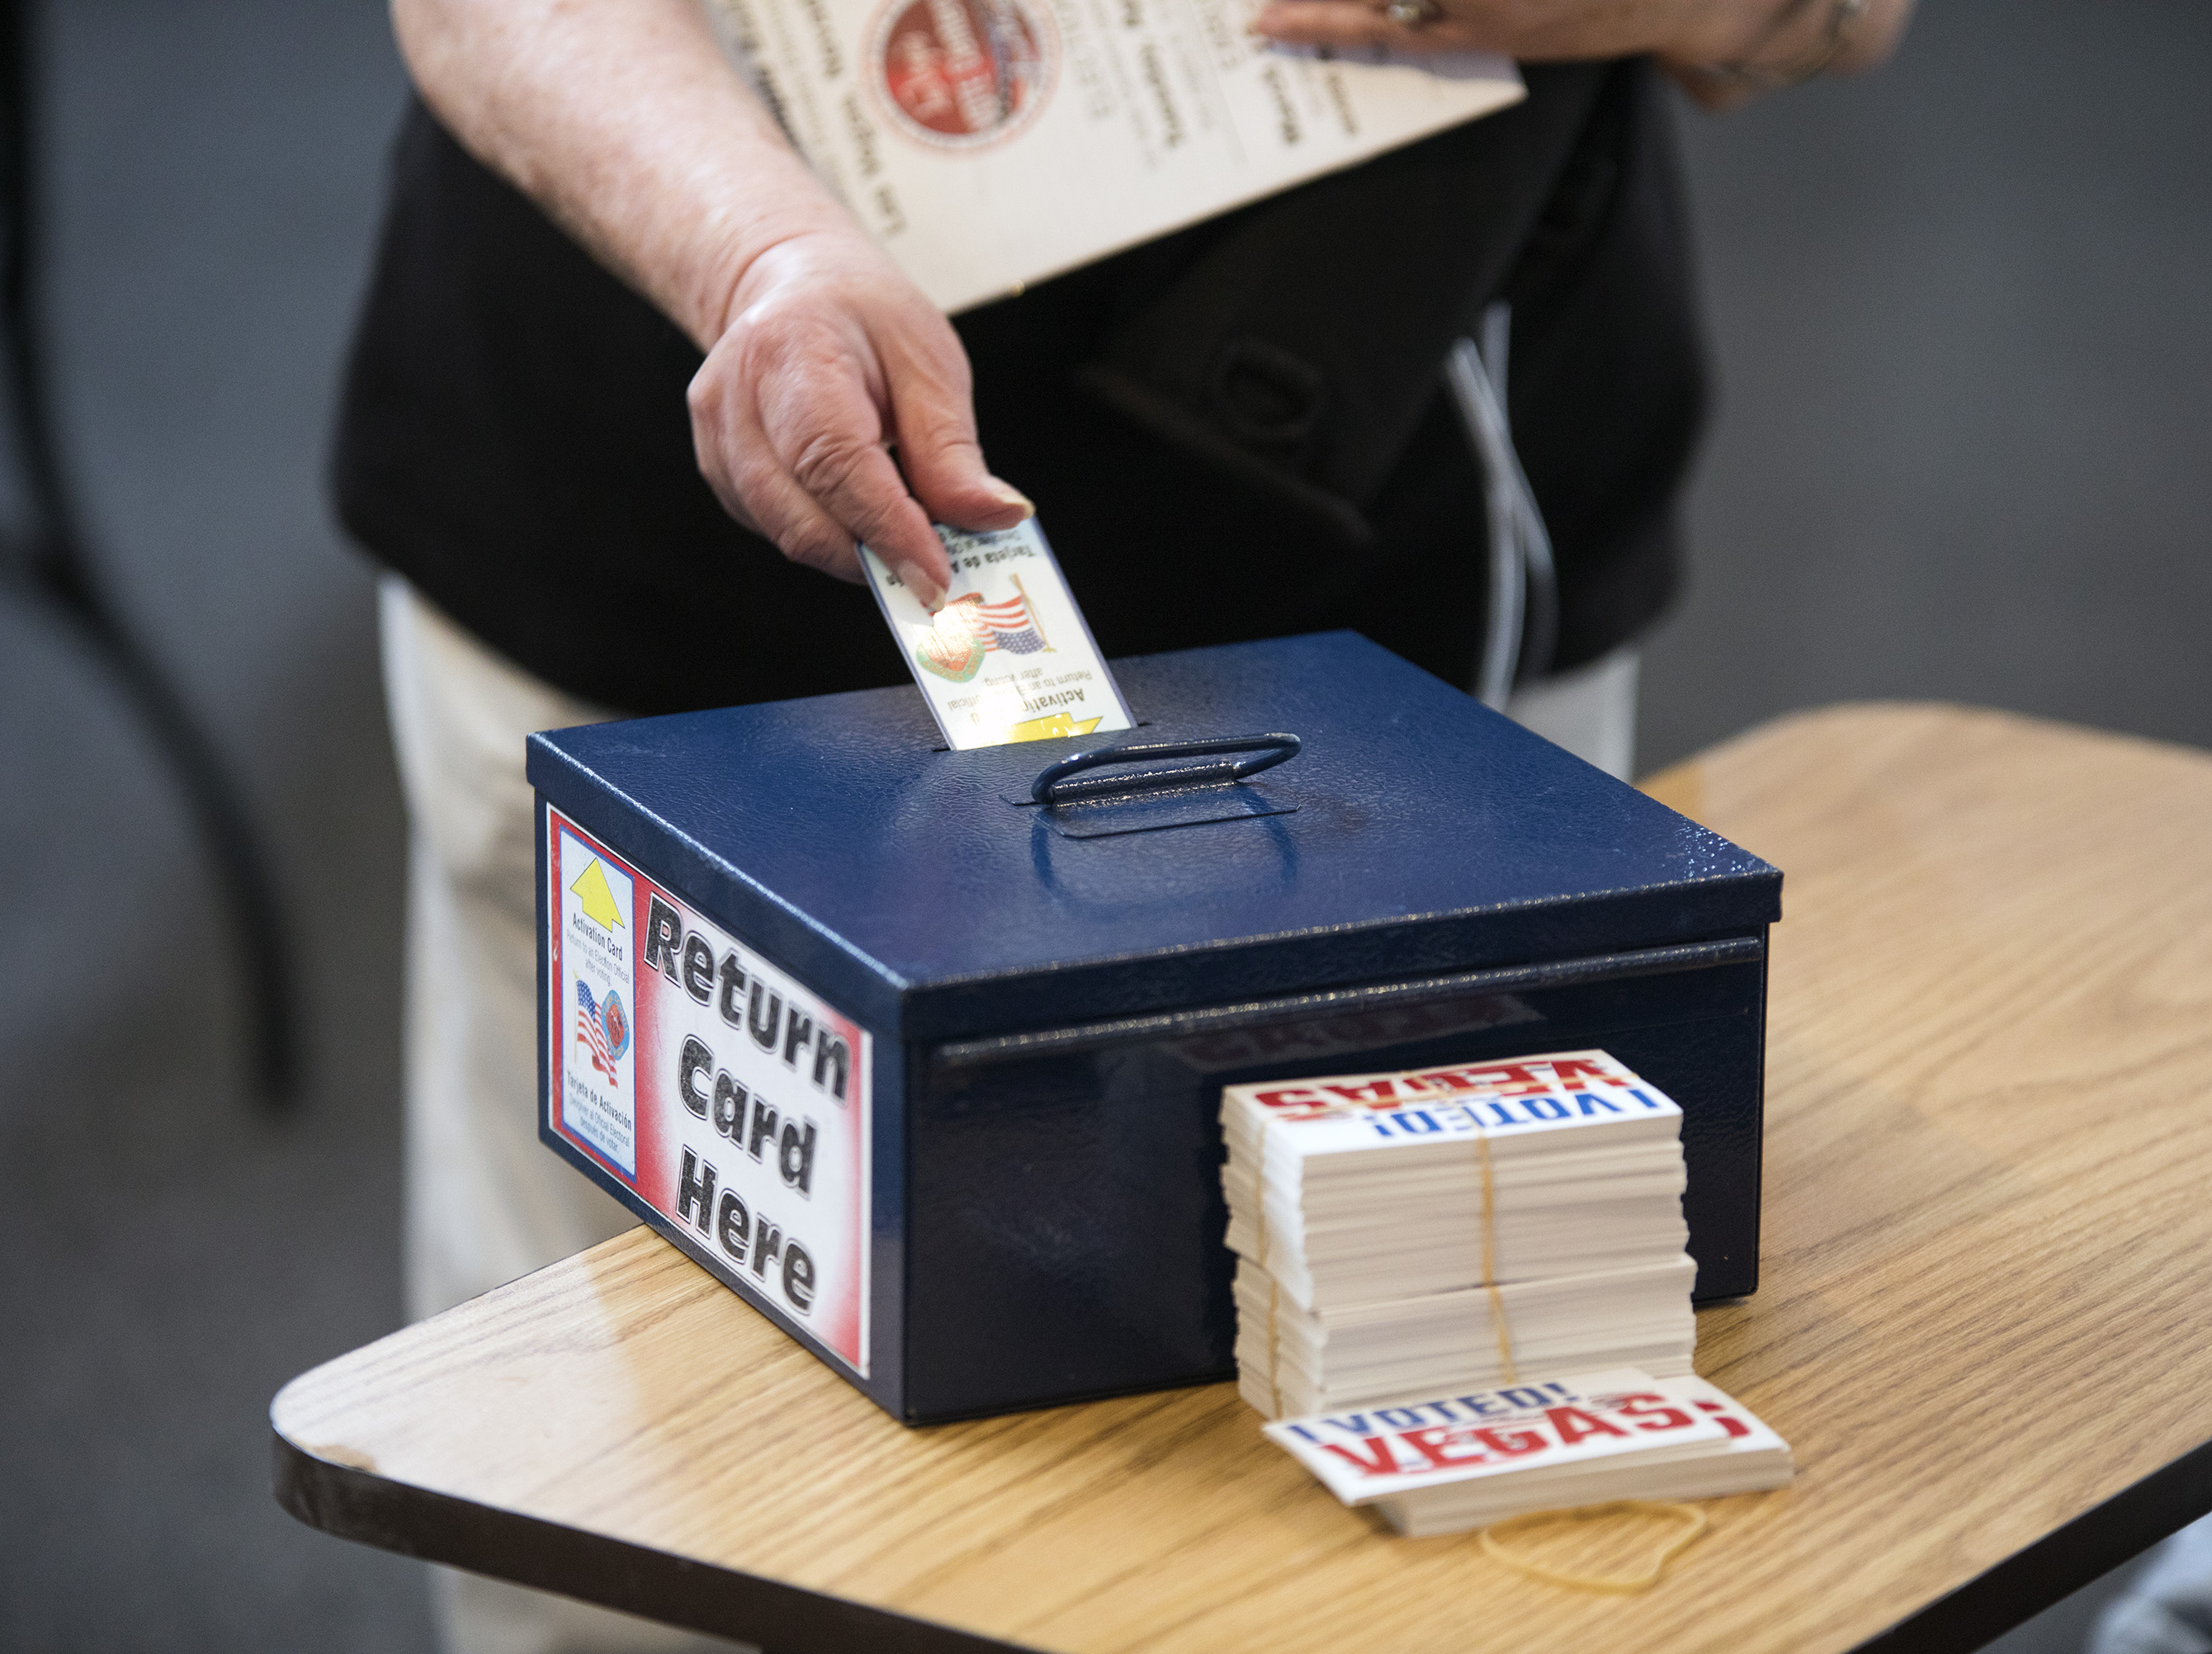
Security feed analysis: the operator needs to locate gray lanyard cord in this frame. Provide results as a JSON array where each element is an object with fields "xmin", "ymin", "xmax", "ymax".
[{"xmin": 1447, "ymin": 303, "xmax": 1557, "ymax": 710}]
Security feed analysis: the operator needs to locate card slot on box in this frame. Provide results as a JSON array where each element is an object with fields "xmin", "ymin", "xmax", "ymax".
[{"xmin": 1000, "ymin": 780, "xmax": 1298, "ymax": 839}]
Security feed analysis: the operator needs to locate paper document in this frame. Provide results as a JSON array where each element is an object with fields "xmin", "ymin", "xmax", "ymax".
[
  {"xmin": 862, "ymin": 518, "xmax": 1136, "ymax": 749},
  {"xmin": 710, "ymin": 0, "xmax": 1524, "ymax": 310}
]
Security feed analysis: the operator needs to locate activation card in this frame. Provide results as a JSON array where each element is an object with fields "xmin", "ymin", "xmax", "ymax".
[{"xmin": 861, "ymin": 518, "xmax": 1135, "ymax": 750}]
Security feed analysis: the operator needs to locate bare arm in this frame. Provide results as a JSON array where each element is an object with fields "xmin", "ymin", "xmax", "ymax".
[{"xmin": 393, "ymin": 0, "xmax": 1036, "ymax": 604}]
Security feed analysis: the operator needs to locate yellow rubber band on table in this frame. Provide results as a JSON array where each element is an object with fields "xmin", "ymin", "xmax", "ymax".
[
  {"xmin": 1480, "ymin": 1500, "xmax": 1709, "ymax": 1593},
  {"xmin": 1255, "ymin": 1113, "xmax": 1283, "ymax": 1419}
]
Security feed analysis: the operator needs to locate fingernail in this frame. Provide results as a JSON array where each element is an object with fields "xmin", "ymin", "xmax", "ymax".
[
  {"xmin": 897, "ymin": 561, "xmax": 946, "ymax": 610},
  {"xmin": 985, "ymin": 477, "xmax": 1035, "ymax": 517}
]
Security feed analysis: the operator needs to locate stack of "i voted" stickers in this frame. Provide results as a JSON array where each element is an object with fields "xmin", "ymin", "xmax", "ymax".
[{"xmin": 1223, "ymin": 1050, "xmax": 1699, "ymax": 1420}]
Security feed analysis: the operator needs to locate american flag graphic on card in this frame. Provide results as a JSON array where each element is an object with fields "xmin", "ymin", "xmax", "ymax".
[
  {"xmin": 861, "ymin": 517, "xmax": 1135, "ymax": 749},
  {"xmin": 949, "ymin": 590, "xmax": 1047, "ymax": 655},
  {"xmin": 574, "ymin": 977, "xmax": 626, "ymax": 1089}
]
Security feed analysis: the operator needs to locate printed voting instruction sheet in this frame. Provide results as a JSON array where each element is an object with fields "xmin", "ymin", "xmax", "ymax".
[{"xmin": 708, "ymin": 0, "xmax": 1524, "ymax": 311}]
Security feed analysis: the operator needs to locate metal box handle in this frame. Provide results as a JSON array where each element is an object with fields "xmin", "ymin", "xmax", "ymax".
[{"xmin": 1029, "ymin": 732, "xmax": 1302, "ymax": 806}]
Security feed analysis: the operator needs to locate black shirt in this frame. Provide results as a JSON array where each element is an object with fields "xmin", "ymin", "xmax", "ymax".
[{"xmin": 332, "ymin": 59, "xmax": 1704, "ymax": 715}]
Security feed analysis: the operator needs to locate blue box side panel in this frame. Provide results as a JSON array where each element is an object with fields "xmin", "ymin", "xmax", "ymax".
[
  {"xmin": 870, "ymin": 1037, "xmax": 907, "ymax": 1424},
  {"xmin": 532, "ymin": 796, "xmax": 905, "ymax": 1419},
  {"xmin": 1608, "ymin": 1008, "xmax": 1763, "ymax": 1302},
  {"xmin": 904, "ymin": 1045, "xmax": 1236, "ymax": 1423},
  {"xmin": 900, "ymin": 952, "xmax": 1766, "ymax": 1421}
]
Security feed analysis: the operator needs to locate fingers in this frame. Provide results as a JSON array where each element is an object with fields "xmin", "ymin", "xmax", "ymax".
[
  {"xmin": 689, "ymin": 234, "xmax": 1031, "ymax": 605},
  {"xmin": 877, "ymin": 338, "xmax": 1033, "ymax": 533},
  {"xmin": 691, "ymin": 324, "xmax": 954, "ymax": 604},
  {"xmin": 690, "ymin": 388, "xmax": 875, "ymax": 586},
  {"xmin": 759, "ymin": 357, "xmax": 955, "ymax": 598}
]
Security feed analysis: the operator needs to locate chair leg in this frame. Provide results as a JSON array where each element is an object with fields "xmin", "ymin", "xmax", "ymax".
[{"xmin": 0, "ymin": 0, "xmax": 300, "ymax": 1106}]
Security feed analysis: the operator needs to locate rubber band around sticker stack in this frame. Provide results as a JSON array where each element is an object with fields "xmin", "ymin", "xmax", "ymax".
[
  {"xmin": 1250, "ymin": 1111, "xmax": 1518, "ymax": 1415},
  {"xmin": 1222, "ymin": 1050, "xmax": 1697, "ymax": 1420},
  {"xmin": 1474, "ymin": 1127, "xmax": 1519, "ymax": 1383}
]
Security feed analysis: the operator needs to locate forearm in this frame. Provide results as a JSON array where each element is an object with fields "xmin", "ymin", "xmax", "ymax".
[{"xmin": 392, "ymin": 0, "xmax": 846, "ymax": 349}]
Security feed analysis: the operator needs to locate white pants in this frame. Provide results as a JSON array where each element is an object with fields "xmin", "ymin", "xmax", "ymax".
[
  {"xmin": 380, "ymin": 579, "xmax": 749, "ymax": 1654},
  {"xmin": 1502, "ymin": 646, "xmax": 1640, "ymax": 782},
  {"xmin": 379, "ymin": 574, "xmax": 1638, "ymax": 1650}
]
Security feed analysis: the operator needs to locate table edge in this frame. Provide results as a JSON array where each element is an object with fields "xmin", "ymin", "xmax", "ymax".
[
  {"xmin": 274, "ymin": 1410, "xmax": 2212, "ymax": 1654},
  {"xmin": 1847, "ymin": 1432, "xmax": 2212, "ymax": 1654},
  {"xmin": 270, "ymin": 1425, "xmax": 1037, "ymax": 1654}
]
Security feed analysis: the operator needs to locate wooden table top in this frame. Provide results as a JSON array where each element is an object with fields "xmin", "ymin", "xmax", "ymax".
[{"xmin": 273, "ymin": 704, "xmax": 2212, "ymax": 1654}]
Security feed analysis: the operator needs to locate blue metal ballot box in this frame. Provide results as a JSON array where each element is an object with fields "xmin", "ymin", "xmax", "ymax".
[{"xmin": 529, "ymin": 632, "xmax": 1781, "ymax": 1424}]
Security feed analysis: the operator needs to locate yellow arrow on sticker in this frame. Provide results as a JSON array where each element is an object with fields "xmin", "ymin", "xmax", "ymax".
[
  {"xmin": 570, "ymin": 858, "xmax": 626, "ymax": 930},
  {"xmin": 1000, "ymin": 713, "xmax": 1104, "ymax": 744}
]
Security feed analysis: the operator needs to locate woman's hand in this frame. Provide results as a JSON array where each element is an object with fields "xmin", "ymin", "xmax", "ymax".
[
  {"xmin": 689, "ymin": 228, "xmax": 1030, "ymax": 607},
  {"xmin": 395, "ymin": 0, "xmax": 1024, "ymax": 608},
  {"xmin": 1246, "ymin": 0, "xmax": 1913, "ymax": 88}
]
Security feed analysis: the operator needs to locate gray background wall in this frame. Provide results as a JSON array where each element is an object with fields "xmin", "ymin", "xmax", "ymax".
[
  {"xmin": 1645, "ymin": 0, "xmax": 2212, "ymax": 770},
  {"xmin": 0, "ymin": 2, "xmax": 2204, "ymax": 1650}
]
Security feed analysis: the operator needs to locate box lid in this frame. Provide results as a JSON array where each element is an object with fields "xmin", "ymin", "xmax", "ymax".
[{"xmin": 528, "ymin": 633, "xmax": 1780, "ymax": 1040}]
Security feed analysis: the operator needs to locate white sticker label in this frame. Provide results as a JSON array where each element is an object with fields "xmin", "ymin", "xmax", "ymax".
[
  {"xmin": 546, "ymin": 810, "xmax": 873, "ymax": 1377},
  {"xmin": 862, "ymin": 517, "xmax": 1136, "ymax": 749},
  {"xmin": 558, "ymin": 828, "xmax": 639, "ymax": 1174}
]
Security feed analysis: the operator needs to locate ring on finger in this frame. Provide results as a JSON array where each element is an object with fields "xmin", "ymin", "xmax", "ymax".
[{"xmin": 1381, "ymin": 0, "xmax": 1441, "ymax": 25}]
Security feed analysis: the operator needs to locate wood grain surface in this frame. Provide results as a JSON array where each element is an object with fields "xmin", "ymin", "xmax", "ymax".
[{"xmin": 274, "ymin": 704, "xmax": 2212, "ymax": 1653}]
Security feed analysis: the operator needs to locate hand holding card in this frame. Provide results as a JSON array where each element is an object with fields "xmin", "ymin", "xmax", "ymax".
[{"xmin": 862, "ymin": 518, "xmax": 1137, "ymax": 749}]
